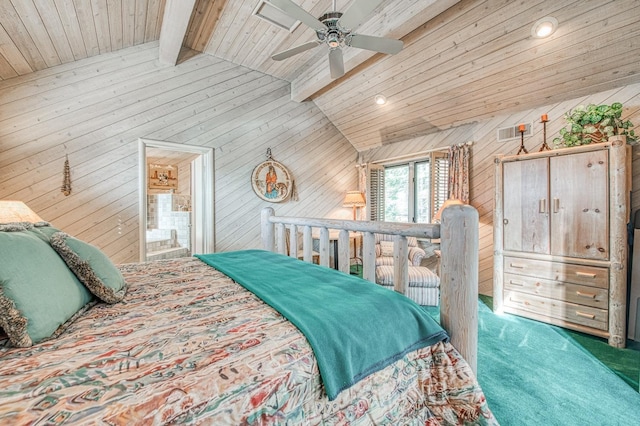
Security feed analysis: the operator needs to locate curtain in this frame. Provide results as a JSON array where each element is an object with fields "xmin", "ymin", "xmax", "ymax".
[{"xmin": 448, "ymin": 143, "xmax": 470, "ymax": 203}]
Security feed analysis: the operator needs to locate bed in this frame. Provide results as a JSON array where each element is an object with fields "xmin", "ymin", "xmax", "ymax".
[{"xmin": 0, "ymin": 207, "xmax": 497, "ymax": 425}]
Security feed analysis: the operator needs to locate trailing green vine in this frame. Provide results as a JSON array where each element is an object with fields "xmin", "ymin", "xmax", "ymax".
[{"xmin": 553, "ymin": 102, "xmax": 636, "ymax": 147}]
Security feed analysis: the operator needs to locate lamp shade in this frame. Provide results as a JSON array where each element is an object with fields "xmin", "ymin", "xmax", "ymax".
[
  {"xmin": 0, "ymin": 200, "xmax": 44, "ymax": 223},
  {"xmin": 342, "ymin": 191, "xmax": 366, "ymax": 207},
  {"xmin": 433, "ymin": 198, "xmax": 464, "ymax": 221}
]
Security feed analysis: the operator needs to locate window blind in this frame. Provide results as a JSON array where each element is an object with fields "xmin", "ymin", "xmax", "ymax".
[
  {"xmin": 431, "ymin": 152, "xmax": 449, "ymax": 219},
  {"xmin": 366, "ymin": 164, "xmax": 385, "ymax": 221}
]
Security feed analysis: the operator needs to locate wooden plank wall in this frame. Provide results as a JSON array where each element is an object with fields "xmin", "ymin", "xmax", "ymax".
[
  {"xmin": 361, "ymin": 82, "xmax": 640, "ymax": 296},
  {"xmin": 0, "ymin": 42, "xmax": 358, "ymax": 264}
]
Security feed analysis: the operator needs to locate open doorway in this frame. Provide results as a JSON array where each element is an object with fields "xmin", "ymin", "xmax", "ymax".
[{"xmin": 138, "ymin": 139, "xmax": 214, "ymax": 262}]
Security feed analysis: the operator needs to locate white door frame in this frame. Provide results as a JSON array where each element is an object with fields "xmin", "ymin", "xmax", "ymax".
[{"xmin": 138, "ymin": 138, "xmax": 215, "ymax": 261}]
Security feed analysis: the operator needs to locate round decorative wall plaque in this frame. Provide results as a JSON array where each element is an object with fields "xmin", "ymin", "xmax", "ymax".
[{"xmin": 251, "ymin": 150, "xmax": 293, "ymax": 203}]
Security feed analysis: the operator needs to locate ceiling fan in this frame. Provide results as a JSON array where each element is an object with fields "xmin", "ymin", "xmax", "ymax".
[{"xmin": 269, "ymin": 0, "xmax": 403, "ymax": 79}]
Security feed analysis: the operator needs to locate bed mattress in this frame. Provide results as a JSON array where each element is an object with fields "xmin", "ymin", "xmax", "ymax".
[{"xmin": 0, "ymin": 257, "xmax": 496, "ymax": 425}]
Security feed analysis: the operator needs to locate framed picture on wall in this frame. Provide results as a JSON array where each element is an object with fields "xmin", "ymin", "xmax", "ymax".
[
  {"xmin": 251, "ymin": 160, "xmax": 292, "ymax": 203},
  {"xmin": 148, "ymin": 164, "xmax": 178, "ymax": 190}
]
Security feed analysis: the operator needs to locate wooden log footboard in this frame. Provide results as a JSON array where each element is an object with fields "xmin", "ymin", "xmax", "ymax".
[{"xmin": 261, "ymin": 205, "xmax": 479, "ymax": 373}]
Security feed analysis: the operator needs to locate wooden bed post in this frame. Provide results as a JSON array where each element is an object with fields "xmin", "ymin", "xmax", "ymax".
[
  {"xmin": 440, "ymin": 204, "xmax": 479, "ymax": 374},
  {"xmin": 393, "ymin": 235, "xmax": 409, "ymax": 295},
  {"xmin": 362, "ymin": 232, "xmax": 376, "ymax": 283},
  {"xmin": 319, "ymin": 227, "xmax": 330, "ymax": 267},
  {"xmin": 609, "ymin": 135, "xmax": 628, "ymax": 348},
  {"xmin": 276, "ymin": 223, "xmax": 287, "ymax": 255},
  {"xmin": 362, "ymin": 231, "xmax": 376, "ymax": 282},
  {"xmin": 338, "ymin": 229, "xmax": 350, "ymax": 274},
  {"xmin": 303, "ymin": 226, "xmax": 313, "ymax": 262},
  {"xmin": 289, "ymin": 225, "xmax": 299, "ymax": 258},
  {"xmin": 261, "ymin": 207, "xmax": 275, "ymax": 252}
]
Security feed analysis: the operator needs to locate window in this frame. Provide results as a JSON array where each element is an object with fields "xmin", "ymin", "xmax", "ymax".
[
  {"xmin": 367, "ymin": 152, "xmax": 448, "ymax": 223},
  {"xmin": 384, "ymin": 164, "xmax": 409, "ymax": 222}
]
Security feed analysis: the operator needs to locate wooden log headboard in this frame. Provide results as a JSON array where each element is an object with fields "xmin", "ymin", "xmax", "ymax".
[{"xmin": 261, "ymin": 205, "xmax": 479, "ymax": 373}]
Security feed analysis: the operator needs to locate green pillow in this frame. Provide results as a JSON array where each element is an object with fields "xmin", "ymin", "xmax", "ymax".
[
  {"xmin": 49, "ymin": 232, "xmax": 127, "ymax": 303},
  {"xmin": 0, "ymin": 224, "xmax": 94, "ymax": 347}
]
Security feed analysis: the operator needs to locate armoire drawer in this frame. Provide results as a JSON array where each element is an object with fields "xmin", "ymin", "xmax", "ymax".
[
  {"xmin": 504, "ymin": 257, "xmax": 608, "ymax": 288},
  {"xmin": 504, "ymin": 290, "xmax": 608, "ymax": 331},
  {"xmin": 504, "ymin": 273, "xmax": 608, "ymax": 309}
]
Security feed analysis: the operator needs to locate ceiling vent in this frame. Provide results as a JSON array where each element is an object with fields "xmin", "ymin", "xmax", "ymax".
[
  {"xmin": 497, "ymin": 122, "xmax": 533, "ymax": 142},
  {"xmin": 253, "ymin": 1, "xmax": 301, "ymax": 32}
]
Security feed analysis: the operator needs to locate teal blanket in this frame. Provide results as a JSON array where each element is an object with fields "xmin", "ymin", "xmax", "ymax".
[{"xmin": 195, "ymin": 250, "xmax": 448, "ymax": 400}]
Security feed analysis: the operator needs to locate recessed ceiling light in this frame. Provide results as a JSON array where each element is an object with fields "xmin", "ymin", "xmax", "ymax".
[
  {"xmin": 374, "ymin": 94, "xmax": 387, "ymax": 105},
  {"xmin": 531, "ymin": 16, "xmax": 558, "ymax": 38}
]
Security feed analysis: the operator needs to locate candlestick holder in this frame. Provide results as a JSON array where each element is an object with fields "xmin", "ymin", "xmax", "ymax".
[
  {"xmin": 539, "ymin": 115, "xmax": 551, "ymax": 151},
  {"xmin": 517, "ymin": 128, "xmax": 528, "ymax": 155}
]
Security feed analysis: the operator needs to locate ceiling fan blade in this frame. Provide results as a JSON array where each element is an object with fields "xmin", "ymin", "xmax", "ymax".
[
  {"xmin": 348, "ymin": 34, "xmax": 403, "ymax": 55},
  {"xmin": 328, "ymin": 48, "xmax": 344, "ymax": 79},
  {"xmin": 272, "ymin": 41, "xmax": 320, "ymax": 61},
  {"xmin": 269, "ymin": 0, "xmax": 327, "ymax": 32},
  {"xmin": 337, "ymin": 0, "xmax": 385, "ymax": 31}
]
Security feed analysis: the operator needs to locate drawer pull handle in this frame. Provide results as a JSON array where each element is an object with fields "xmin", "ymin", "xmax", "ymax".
[
  {"xmin": 576, "ymin": 311, "xmax": 596, "ymax": 320},
  {"xmin": 509, "ymin": 280, "xmax": 525, "ymax": 286},
  {"xmin": 539, "ymin": 199, "xmax": 546, "ymax": 213},
  {"xmin": 576, "ymin": 291, "xmax": 597, "ymax": 299},
  {"xmin": 509, "ymin": 263, "xmax": 526, "ymax": 269},
  {"xmin": 509, "ymin": 298, "xmax": 524, "ymax": 305},
  {"xmin": 575, "ymin": 271, "xmax": 597, "ymax": 279}
]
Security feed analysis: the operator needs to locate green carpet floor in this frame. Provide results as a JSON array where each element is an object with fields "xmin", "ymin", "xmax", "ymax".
[
  {"xmin": 472, "ymin": 297, "xmax": 640, "ymax": 425},
  {"xmin": 478, "ymin": 294, "xmax": 640, "ymax": 393},
  {"xmin": 349, "ymin": 266, "xmax": 640, "ymax": 424}
]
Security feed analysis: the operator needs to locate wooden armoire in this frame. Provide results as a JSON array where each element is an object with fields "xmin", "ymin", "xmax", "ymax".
[{"xmin": 493, "ymin": 137, "xmax": 629, "ymax": 348}]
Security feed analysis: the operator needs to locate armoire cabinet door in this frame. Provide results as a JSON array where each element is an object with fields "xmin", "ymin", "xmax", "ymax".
[
  {"xmin": 550, "ymin": 150, "xmax": 609, "ymax": 259},
  {"xmin": 503, "ymin": 158, "xmax": 550, "ymax": 253}
]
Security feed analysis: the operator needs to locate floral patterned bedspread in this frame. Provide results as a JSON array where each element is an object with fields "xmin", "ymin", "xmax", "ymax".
[{"xmin": 0, "ymin": 257, "xmax": 497, "ymax": 425}]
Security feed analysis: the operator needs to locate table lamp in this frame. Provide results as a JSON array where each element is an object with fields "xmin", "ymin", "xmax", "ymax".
[
  {"xmin": 0, "ymin": 200, "xmax": 44, "ymax": 223},
  {"xmin": 343, "ymin": 191, "xmax": 366, "ymax": 220},
  {"xmin": 433, "ymin": 198, "xmax": 464, "ymax": 222}
]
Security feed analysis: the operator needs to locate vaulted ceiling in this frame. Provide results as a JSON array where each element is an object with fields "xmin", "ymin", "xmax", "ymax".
[{"xmin": 1, "ymin": 0, "xmax": 639, "ymax": 152}]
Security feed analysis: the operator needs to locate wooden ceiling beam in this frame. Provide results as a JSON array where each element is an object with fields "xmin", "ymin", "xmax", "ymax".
[
  {"xmin": 158, "ymin": 0, "xmax": 198, "ymax": 65},
  {"xmin": 289, "ymin": 0, "xmax": 461, "ymax": 102}
]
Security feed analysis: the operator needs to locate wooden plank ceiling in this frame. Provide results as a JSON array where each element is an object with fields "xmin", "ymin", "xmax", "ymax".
[{"xmin": 1, "ymin": 0, "xmax": 640, "ymax": 152}]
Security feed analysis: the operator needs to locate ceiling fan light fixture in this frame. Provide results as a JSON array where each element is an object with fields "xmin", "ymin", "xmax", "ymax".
[
  {"xmin": 374, "ymin": 94, "xmax": 387, "ymax": 105},
  {"xmin": 531, "ymin": 16, "xmax": 558, "ymax": 38},
  {"xmin": 327, "ymin": 33, "xmax": 341, "ymax": 48}
]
